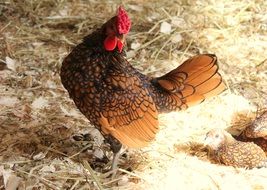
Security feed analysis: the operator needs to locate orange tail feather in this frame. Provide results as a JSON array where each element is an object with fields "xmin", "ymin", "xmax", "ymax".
[{"xmin": 155, "ymin": 54, "xmax": 226, "ymax": 109}]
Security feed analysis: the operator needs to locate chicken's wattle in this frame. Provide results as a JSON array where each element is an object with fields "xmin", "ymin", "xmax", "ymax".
[
  {"xmin": 104, "ymin": 36, "xmax": 117, "ymax": 51},
  {"xmin": 104, "ymin": 36, "xmax": 123, "ymax": 52}
]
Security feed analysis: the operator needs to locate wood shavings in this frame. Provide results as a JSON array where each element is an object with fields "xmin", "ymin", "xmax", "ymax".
[
  {"xmin": 0, "ymin": 0, "xmax": 266, "ymax": 189},
  {"xmin": 93, "ymin": 148, "xmax": 105, "ymax": 159},
  {"xmin": 21, "ymin": 75, "xmax": 33, "ymax": 88},
  {"xmin": 33, "ymin": 152, "xmax": 46, "ymax": 160},
  {"xmin": 130, "ymin": 42, "xmax": 141, "ymax": 50},
  {"xmin": 60, "ymin": 105, "xmax": 83, "ymax": 117},
  {"xmin": 40, "ymin": 165, "xmax": 56, "ymax": 173},
  {"xmin": 171, "ymin": 33, "xmax": 182, "ymax": 43},
  {"xmin": 128, "ymin": 5, "xmax": 143, "ymax": 12},
  {"xmin": 0, "ymin": 97, "xmax": 18, "ymax": 107},
  {"xmin": 117, "ymin": 175, "xmax": 129, "ymax": 186},
  {"xmin": 31, "ymin": 97, "xmax": 49, "ymax": 109},
  {"xmin": 171, "ymin": 17, "xmax": 186, "ymax": 28},
  {"xmin": 5, "ymin": 57, "xmax": 16, "ymax": 71},
  {"xmin": 160, "ymin": 21, "xmax": 172, "ymax": 34},
  {"xmin": 0, "ymin": 166, "xmax": 22, "ymax": 190}
]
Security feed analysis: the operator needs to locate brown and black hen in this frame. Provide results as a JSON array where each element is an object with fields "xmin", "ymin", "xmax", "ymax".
[
  {"xmin": 205, "ymin": 128, "xmax": 267, "ymax": 169},
  {"xmin": 235, "ymin": 110, "xmax": 267, "ymax": 154},
  {"xmin": 60, "ymin": 7, "xmax": 225, "ymax": 171}
]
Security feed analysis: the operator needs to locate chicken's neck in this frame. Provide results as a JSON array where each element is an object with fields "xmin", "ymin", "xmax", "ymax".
[
  {"xmin": 83, "ymin": 28, "xmax": 105, "ymax": 49},
  {"xmin": 224, "ymin": 133, "xmax": 237, "ymax": 145}
]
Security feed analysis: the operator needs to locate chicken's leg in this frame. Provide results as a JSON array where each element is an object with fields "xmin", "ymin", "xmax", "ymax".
[
  {"xmin": 111, "ymin": 147, "xmax": 122, "ymax": 171},
  {"xmin": 106, "ymin": 135, "xmax": 122, "ymax": 177}
]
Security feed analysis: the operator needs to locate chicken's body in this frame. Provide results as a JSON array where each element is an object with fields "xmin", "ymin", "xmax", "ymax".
[
  {"xmin": 235, "ymin": 110, "xmax": 267, "ymax": 154},
  {"xmin": 236, "ymin": 137, "xmax": 267, "ymax": 154},
  {"xmin": 217, "ymin": 141, "xmax": 267, "ymax": 168},
  {"xmin": 61, "ymin": 40, "xmax": 159, "ymax": 150},
  {"xmin": 205, "ymin": 129, "xmax": 267, "ymax": 169},
  {"xmin": 60, "ymin": 7, "xmax": 225, "ymax": 171}
]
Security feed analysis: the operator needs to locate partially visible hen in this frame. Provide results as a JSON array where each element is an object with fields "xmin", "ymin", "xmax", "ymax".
[
  {"xmin": 205, "ymin": 129, "xmax": 267, "ymax": 168},
  {"xmin": 235, "ymin": 110, "xmax": 267, "ymax": 154},
  {"xmin": 60, "ymin": 6, "xmax": 225, "ymax": 171}
]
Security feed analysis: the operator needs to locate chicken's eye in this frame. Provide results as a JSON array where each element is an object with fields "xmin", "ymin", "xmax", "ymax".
[
  {"xmin": 215, "ymin": 134, "xmax": 219, "ymax": 138},
  {"xmin": 112, "ymin": 25, "xmax": 116, "ymax": 32}
]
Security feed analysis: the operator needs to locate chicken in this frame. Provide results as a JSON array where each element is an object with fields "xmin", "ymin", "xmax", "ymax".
[
  {"xmin": 60, "ymin": 6, "xmax": 225, "ymax": 171},
  {"xmin": 205, "ymin": 128, "xmax": 267, "ymax": 168},
  {"xmin": 235, "ymin": 110, "xmax": 267, "ymax": 153}
]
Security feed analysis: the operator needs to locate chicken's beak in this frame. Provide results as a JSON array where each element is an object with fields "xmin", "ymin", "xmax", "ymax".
[
  {"xmin": 203, "ymin": 136, "xmax": 211, "ymax": 147},
  {"xmin": 117, "ymin": 34, "xmax": 126, "ymax": 53},
  {"xmin": 117, "ymin": 39, "xmax": 124, "ymax": 52}
]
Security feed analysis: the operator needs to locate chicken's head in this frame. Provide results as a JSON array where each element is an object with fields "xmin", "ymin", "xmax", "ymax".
[
  {"xmin": 204, "ymin": 129, "xmax": 226, "ymax": 150},
  {"xmin": 103, "ymin": 6, "xmax": 131, "ymax": 53},
  {"xmin": 204, "ymin": 129, "xmax": 236, "ymax": 150}
]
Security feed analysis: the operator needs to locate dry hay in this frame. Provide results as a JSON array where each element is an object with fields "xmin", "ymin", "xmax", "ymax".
[{"xmin": 0, "ymin": 0, "xmax": 267, "ymax": 189}]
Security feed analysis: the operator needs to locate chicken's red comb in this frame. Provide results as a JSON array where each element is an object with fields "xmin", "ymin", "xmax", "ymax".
[{"xmin": 117, "ymin": 6, "xmax": 131, "ymax": 34}]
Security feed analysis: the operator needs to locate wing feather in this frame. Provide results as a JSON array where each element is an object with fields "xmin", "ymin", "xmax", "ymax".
[{"xmin": 99, "ymin": 73, "xmax": 159, "ymax": 148}]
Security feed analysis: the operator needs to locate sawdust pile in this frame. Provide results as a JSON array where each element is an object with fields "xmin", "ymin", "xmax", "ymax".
[{"xmin": 0, "ymin": 0, "xmax": 266, "ymax": 189}]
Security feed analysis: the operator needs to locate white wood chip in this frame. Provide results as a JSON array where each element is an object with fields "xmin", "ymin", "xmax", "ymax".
[
  {"xmin": 32, "ymin": 97, "xmax": 49, "ymax": 109},
  {"xmin": 5, "ymin": 56, "xmax": 16, "ymax": 71},
  {"xmin": 160, "ymin": 21, "xmax": 172, "ymax": 34},
  {"xmin": 0, "ymin": 97, "xmax": 18, "ymax": 106}
]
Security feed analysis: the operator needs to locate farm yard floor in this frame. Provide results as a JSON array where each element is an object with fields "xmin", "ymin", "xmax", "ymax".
[{"xmin": 0, "ymin": 0, "xmax": 267, "ymax": 189}]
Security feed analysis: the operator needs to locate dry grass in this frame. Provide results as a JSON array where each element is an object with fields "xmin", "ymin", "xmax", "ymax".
[{"xmin": 0, "ymin": 0, "xmax": 267, "ymax": 189}]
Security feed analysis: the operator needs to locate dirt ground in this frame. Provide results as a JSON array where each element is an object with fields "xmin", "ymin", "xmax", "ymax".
[{"xmin": 0, "ymin": 0, "xmax": 266, "ymax": 189}]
